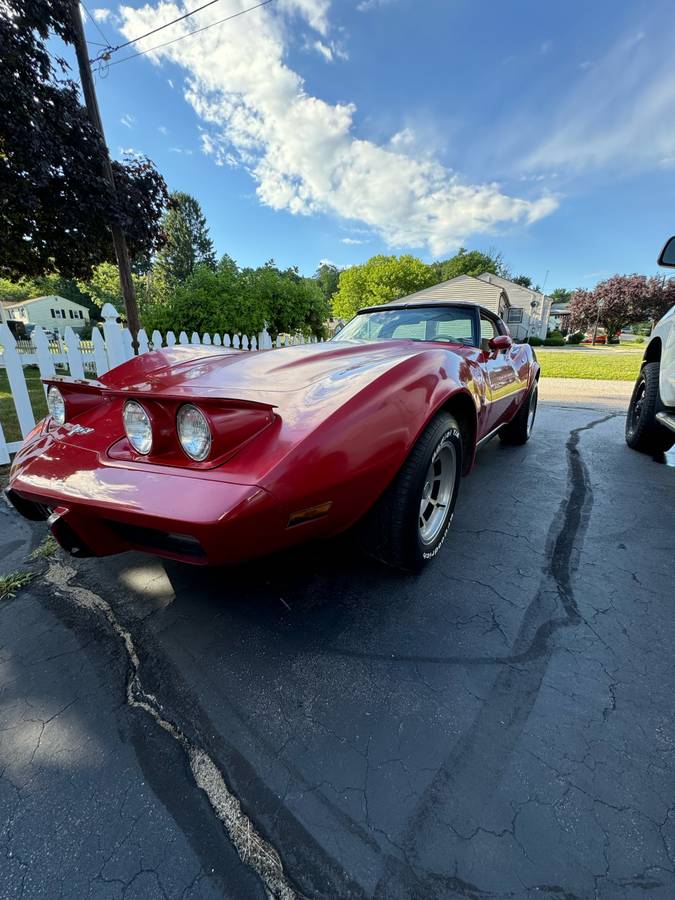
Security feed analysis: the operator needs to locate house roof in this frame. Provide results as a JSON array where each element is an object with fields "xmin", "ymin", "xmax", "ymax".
[
  {"xmin": 2, "ymin": 294, "xmax": 85, "ymax": 309},
  {"xmin": 396, "ymin": 274, "xmax": 511, "ymax": 307},
  {"xmin": 477, "ymin": 272, "xmax": 551, "ymax": 301}
]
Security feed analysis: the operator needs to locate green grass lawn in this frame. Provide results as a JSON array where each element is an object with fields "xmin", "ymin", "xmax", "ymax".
[
  {"xmin": 537, "ymin": 349, "xmax": 641, "ymax": 380},
  {"xmin": 0, "ymin": 367, "xmax": 48, "ymax": 444}
]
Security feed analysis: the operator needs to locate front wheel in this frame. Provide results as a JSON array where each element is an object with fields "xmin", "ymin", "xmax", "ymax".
[
  {"xmin": 360, "ymin": 412, "xmax": 463, "ymax": 570},
  {"xmin": 625, "ymin": 362, "xmax": 674, "ymax": 454},
  {"xmin": 499, "ymin": 380, "xmax": 538, "ymax": 446}
]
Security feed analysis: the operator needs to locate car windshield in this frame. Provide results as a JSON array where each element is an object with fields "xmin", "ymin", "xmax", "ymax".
[{"xmin": 333, "ymin": 305, "xmax": 477, "ymax": 346}]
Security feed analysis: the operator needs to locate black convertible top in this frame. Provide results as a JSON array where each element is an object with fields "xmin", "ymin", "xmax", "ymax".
[{"xmin": 356, "ymin": 300, "xmax": 501, "ymax": 321}]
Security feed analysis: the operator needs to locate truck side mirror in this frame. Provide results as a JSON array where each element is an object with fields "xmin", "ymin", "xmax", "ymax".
[{"xmin": 657, "ymin": 236, "xmax": 675, "ymax": 267}]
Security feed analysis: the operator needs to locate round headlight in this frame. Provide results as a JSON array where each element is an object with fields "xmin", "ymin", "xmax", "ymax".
[
  {"xmin": 177, "ymin": 404, "xmax": 211, "ymax": 461},
  {"xmin": 123, "ymin": 401, "xmax": 153, "ymax": 455},
  {"xmin": 47, "ymin": 386, "xmax": 66, "ymax": 426}
]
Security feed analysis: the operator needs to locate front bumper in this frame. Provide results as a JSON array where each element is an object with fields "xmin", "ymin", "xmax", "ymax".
[{"xmin": 7, "ymin": 432, "xmax": 285, "ymax": 566}]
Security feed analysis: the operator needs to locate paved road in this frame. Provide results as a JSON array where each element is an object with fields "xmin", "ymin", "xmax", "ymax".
[{"xmin": 1, "ymin": 395, "xmax": 674, "ymax": 899}]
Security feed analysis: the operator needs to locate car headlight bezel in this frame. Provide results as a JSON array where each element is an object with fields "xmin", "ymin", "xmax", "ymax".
[
  {"xmin": 123, "ymin": 400, "xmax": 153, "ymax": 456},
  {"xmin": 47, "ymin": 386, "xmax": 66, "ymax": 427},
  {"xmin": 177, "ymin": 404, "xmax": 212, "ymax": 462}
]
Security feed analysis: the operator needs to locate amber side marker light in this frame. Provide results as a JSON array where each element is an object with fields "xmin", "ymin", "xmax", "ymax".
[{"xmin": 287, "ymin": 501, "xmax": 333, "ymax": 528}]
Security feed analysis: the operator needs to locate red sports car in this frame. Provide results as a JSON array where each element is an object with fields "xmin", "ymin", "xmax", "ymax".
[{"xmin": 6, "ymin": 302, "xmax": 539, "ymax": 570}]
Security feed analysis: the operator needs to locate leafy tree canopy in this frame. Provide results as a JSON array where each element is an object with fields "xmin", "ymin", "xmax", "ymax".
[
  {"xmin": 155, "ymin": 192, "xmax": 216, "ymax": 283},
  {"xmin": 549, "ymin": 288, "xmax": 573, "ymax": 304},
  {"xmin": 568, "ymin": 275, "xmax": 675, "ymax": 336},
  {"xmin": 314, "ymin": 263, "xmax": 341, "ymax": 302},
  {"xmin": 332, "ymin": 255, "xmax": 434, "ymax": 320},
  {"xmin": 0, "ymin": 0, "xmax": 169, "ymax": 281},
  {"xmin": 430, "ymin": 248, "xmax": 509, "ymax": 282}
]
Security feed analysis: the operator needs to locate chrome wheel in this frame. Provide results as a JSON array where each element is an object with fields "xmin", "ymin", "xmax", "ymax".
[
  {"xmin": 418, "ymin": 437, "xmax": 456, "ymax": 546},
  {"xmin": 527, "ymin": 383, "xmax": 538, "ymax": 437}
]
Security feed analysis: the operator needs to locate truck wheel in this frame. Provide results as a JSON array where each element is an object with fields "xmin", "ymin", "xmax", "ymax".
[
  {"xmin": 499, "ymin": 380, "xmax": 538, "ymax": 446},
  {"xmin": 626, "ymin": 362, "xmax": 675, "ymax": 453},
  {"xmin": 361, "ymin": 412, "xmax": 462, "ymax": 570}
]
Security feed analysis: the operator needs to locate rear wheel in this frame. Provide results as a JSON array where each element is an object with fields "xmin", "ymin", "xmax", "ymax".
[
  {"xmin": 625, "ymin": 362, "xmax": 675, "ymax": 453},
  {"xmin": 360, "ymin": 412, "xmax": 462, "ymax": 570},
  {"xmin": 499, "ymin": 380, "xmax": 538, "ymax": 446}
]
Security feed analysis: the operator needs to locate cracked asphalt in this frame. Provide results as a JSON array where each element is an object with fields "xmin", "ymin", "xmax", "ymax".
[{"xmin": 1, "ymin": 392, "xmax": 674, "ymax": 899}]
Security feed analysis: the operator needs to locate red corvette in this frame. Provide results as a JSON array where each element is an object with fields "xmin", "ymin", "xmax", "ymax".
[{"xmin": 6, "ymin": 302, "xmax": 539, "ymax": 570}]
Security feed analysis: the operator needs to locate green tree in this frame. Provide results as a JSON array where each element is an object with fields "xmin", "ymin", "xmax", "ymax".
[
  {"xmin": 430, "ymin": 247, "xmax": 509, "ymax": 282},
  {"xmin": 549, "ymin": 288, "xmax": 572, "ymax": 304},
  {"xmin": 155, "ymin": 192, "xmax": 216, "ymax": 283},
  {"xmin": 332, "ymin": 255, "xmax": 434, "ymax": 320},
  {"xmin": 314, "ymin": 263, "xmax": 340, "ymax": 303},
  {"xmin": 0, "ymin": 1, "xmax": 168, "ymax": 281}
]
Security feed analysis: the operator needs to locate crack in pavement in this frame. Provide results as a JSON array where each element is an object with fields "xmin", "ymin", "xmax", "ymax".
[
  {"xmin": 371, "ymin": 412, "xmax": 621, "ymax": 896},
  {"xmin": 323, "ymin": 413, "xmax": 621, "ymax": 669},
  {"xmin": 45, "ymin": 561, "xmax": 300, "ymax": 900}
]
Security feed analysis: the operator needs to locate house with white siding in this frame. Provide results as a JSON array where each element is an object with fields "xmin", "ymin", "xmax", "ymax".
[
  {"xmin": 395, "ymin": 273, "xmax": 551, "ymax": 340},
  {"xmin": 2, "ymin": 295, "xmax": 90, "ymax": 337}
]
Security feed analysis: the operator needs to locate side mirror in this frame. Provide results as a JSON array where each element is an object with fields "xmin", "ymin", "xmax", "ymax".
[
  {"xmin": 488, "ymin": 334, "xmax": 513, "ymax": 352},
  {"xmin": 658, "ymin": 236, "xmax": 675, "ymax": 268}
]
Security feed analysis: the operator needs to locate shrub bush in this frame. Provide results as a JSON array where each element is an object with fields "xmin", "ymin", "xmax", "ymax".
[
  {"xmin": 543, "ymin": 336, "xmax": 565, "ymax": 346},
  {"xmin": 527, "ymin": 336, "xmax": 543, "ymax": 346},
  {"xmin": 567, "ymin": 331, "xmax": 585, "ymax": 344}
]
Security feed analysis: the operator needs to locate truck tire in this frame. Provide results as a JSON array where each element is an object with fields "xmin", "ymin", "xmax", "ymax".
[{"xmin": 625, "ymin": 362, "xmax": 675, "ymax": 454}]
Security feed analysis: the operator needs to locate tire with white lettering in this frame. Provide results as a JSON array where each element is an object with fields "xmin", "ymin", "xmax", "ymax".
[{"xmin": 361, "ymin": 412, "xmax": 462, "ymax": 571}]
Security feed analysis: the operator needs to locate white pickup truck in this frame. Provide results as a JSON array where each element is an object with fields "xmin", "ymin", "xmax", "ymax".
[{"xmin": 625, "ymin": 237, "xmax": 675, "ymax": 454}]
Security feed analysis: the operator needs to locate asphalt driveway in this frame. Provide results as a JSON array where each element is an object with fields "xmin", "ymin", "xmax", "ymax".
[{"xmin": 1, "ymin": 390, "xmax": 674, "ymax": 899}]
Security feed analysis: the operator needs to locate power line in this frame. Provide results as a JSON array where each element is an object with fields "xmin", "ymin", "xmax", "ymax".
[
  {"xmin": 99, "ymin": 0, "xmax": 224, "ymax": 58},
  {"xmin": 81, "ymin": 2, "xmax": 111, "ymax": 47},
  {"xmin": 98, "ymin": 0, "xmax": 276, "ymax": 69}
]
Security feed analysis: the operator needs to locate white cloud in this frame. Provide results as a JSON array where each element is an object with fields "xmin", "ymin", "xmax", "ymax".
[
  {"xmin": 93, "ymin": 7, "xmax": 111, "ymax": 22},
  {"xmin": 169, "ymin": 147, "xmax": 194, "ymax": 155},
  {"xmin": 119, "ymin": 1, "xmax": 556, "ymax": 255},
  {"xmin": 341, "ymin": 237, "xmax": 364, "ymax": 245},
  {"xmin": 118, "ymin": 146, "xmax": 142, "ymax": 157},
  {"xmin": 357, "ymin": 0, "xmax": 396, "ymax": 11},
  {"xmin": 120, "ymin": 113, "xmax": 135, "ymax": 128},
  {"xmin": 310, "ymin": 38, "xmax": 348, "ymax": 62},
  {"xmin": 158, "ymin": 125, "xmax": 169, "ymax": 135},
  {"xmin": 168, "ymin": 78, "xmax": 175, "ymax": 89},
  {"xmin": 525, "ymin": 21, "xmax": 675, "ymax": 174}
]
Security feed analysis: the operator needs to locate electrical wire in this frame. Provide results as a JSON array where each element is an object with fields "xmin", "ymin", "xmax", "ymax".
[
  {"xmin": 82, "ymin": 2, "xmax": 112, "ymax": 48},
  {"xmin": 97, "ymin": 0, "xmax": 275, "ymax": 69},
  {"xmin": 99, "ymin": 0, "xmax": 224, "ymax": 57}
]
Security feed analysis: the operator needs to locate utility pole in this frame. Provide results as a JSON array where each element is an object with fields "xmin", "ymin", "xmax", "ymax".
[{"xmin": 69, "ymin": 1, "xmax": 141, "ymax": 352}]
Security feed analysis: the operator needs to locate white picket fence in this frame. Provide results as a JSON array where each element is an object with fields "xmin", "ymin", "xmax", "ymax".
[{"xmin": 0, "ymin": 302, "xmax": 321, "ymax": 464}]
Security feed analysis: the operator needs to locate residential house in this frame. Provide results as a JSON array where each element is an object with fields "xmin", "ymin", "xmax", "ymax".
[
  {"xmin": 548, "ymin": 303, "xmax": 572, "ymax": 333},
  {"xmin": 394, "ymin": 273, "xmax": 552, "ymax": 340},
  {"xmin": 476, "ymin": 273, "xmax": 552, "ymax": 340},
  {"xmin": 395, "ymin": 274, "xmax": 511, "ymax": 317},
  {"xmin": 2, "ymin": 295, "xmax": 90, "ymax": 337}
]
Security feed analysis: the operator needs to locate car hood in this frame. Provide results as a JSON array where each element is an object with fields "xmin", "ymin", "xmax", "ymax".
[{"xmin": 99, "ymin": 340, "xmax": 437, "ymax": 403}]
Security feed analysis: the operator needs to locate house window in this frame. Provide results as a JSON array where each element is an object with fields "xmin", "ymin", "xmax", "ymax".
[
  {"xmin": 51, "ymin": 309, "xmax": 56, "ymax": 318},
  {"xmin": 79, "ymin": 310, "xmax": 84, "ymax": 319},
  {"xmin": 507, "ymin": 308, "xmax": 524, "ymax": 324}
]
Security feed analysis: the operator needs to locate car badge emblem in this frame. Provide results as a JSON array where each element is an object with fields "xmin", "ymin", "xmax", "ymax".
[{"xmin": 64, "ymin": 423, "xmax": 94, "ymax": 435}]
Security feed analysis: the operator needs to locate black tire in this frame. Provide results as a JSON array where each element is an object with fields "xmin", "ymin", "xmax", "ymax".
[
  {"xmin": 499, "ymin": 380, "xmax": 538, "ymax": 446},
  {"xmin": 360, "ymin": 412, "xmax": 462, "ymax": 571},
  {"xmin": 625, "ymin": 362, "xmax": 675, "ymax": 454}
]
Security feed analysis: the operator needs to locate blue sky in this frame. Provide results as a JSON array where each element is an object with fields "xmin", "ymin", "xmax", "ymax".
[{"xmin": 72, "ymin": 0, "xmax": 675, "ymax": 290}]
